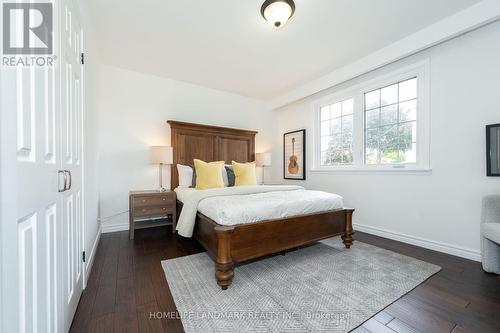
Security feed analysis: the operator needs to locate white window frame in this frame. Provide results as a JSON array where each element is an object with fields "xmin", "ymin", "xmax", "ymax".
[{"xmin": 312, "ymin": 60, "xmax": 431, "ymax": 174}]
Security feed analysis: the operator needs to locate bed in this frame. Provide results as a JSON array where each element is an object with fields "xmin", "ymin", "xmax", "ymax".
[{"xmin": 169, "ymin": 120, "xmax": 354, "ymax": 289}]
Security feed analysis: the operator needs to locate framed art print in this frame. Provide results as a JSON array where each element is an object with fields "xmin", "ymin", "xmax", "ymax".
[
  {"xmin": 486, "ymin": 123, "xmax": 500, "ymax": 176},
  {"xmin": 283, "ymin": 129, "xmax": 306, "ymax": 180}
]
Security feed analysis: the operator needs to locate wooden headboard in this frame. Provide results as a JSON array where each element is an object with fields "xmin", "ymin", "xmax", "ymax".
[{"xmin": 168, "ymin": 120, "xmax": 257, "ymax": 189}]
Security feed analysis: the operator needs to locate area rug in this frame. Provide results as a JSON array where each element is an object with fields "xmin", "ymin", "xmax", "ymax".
[{"xmin": 161, "ymin": 238, "xmax": 440, "ymax": 332}]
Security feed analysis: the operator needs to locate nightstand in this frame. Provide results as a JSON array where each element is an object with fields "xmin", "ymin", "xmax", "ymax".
[{"xmin": 129, "ymin": 190, "xmax": 177, "ymax": 239}]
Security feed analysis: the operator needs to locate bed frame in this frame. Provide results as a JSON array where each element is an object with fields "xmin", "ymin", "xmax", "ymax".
[{"xmin": 169, "ymin": 120, "xmax": 354, "ymax": 289}]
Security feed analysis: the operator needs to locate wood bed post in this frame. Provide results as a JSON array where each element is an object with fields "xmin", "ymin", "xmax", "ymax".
[
  {"xmin": 214, "ymin": 226, "xmax": 235, "ymax": 290},
  {"xmin": 341, "ymin": 209, "xmax": 355, "ymax": 248}
]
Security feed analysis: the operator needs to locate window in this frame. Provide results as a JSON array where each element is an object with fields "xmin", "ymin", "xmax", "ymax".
[
  {"xmin": 313, "ymin": 62, "xmax": 429, "ymax": 173},
  {"xmin": 364, "ymin": 78, "xmax": 417, "ymax": 165},
  {"xmin": 320, "ymin": 98, "xmax": 354, "ymax": 165}
]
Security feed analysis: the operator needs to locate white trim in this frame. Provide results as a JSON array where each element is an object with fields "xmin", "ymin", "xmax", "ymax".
[
  {"xmin": 312, "ymin": 61, "xmax": 430, "ymax": 173},
  {"xmin": 83, "ymin": 224, "xmax": 101, "ymax": 288},
  {"xmin": 101, "ymin": 221, "xmax": 129, "ymax": 233},
  {"xmin": 354, "ymin": 222, "xmax": 481, "ymax": 262},
  {"xmin": 268, "ymin": 0, "xmax": 500, "ymax": 109},
  {"xmin": 310, "ymin": 168, "xmax": 432, "ymax": 175}
]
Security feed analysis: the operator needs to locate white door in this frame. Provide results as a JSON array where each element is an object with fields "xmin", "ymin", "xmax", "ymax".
[
  {"xmin": 7, "ymin": 21, "xmax": 63, "ymax": 333},
  {"xmin": 12, "ymin": 59, "xmax": 62, "ymax": 333},
  {"xmin": 0, "ymin": 0, "xmax": 85, "ymax": 332},
  {"xmin": 60, "ymin": 0, "xmax": 85, "ymax": 331}
]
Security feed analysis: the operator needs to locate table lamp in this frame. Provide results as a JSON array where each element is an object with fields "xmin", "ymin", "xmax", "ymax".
[
  {"xmin": 150, "ymin": 146, "xmax": 173, "ymax": 192},
  {"xmin": 255, "ymin": 152, "xmax": 272, "ymax": 185}
]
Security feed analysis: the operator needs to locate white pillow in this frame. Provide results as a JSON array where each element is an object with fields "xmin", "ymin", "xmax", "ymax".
[{"xmin": 177, "ymin": 164, "xmax": 194, "ymax": 188}]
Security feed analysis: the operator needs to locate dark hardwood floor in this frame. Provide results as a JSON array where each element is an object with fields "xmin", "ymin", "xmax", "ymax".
[{"xmin": 71, "ymin": 227, "xmax": 500, "ymax": 333}]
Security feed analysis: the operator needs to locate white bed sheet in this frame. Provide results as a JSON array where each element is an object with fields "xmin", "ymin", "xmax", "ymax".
[
  {"xmin": 175, "ymin": 186, "xmax": 343, "ymax": 227},
  {"xmin": 174, "ymin": 187, "xmax": 197, "ymax": 203}
]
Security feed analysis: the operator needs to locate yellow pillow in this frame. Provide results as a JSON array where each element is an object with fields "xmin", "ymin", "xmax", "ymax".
[
  {"xmin": 194, "ymin": 159, "xmax": 225, "ymax": 190},
  {"xmin": 232, "ymin": 161, "xmax": 257, "ymax": 186}
]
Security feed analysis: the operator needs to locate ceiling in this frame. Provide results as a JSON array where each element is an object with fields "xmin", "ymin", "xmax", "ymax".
[{"xmin": 88, "ymin": 0, "xmax": 481, "ymax": 100}]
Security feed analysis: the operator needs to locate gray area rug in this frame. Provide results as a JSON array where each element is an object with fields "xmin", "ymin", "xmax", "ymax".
[{"xmin": 162, "ymin": 238, "xmax": 440, "ymax": 332}]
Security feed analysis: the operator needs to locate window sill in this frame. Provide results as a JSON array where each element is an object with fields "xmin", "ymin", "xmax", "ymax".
[{"xmin": 310, "ymin": 167, "xmax": 432, "ymax": 175}]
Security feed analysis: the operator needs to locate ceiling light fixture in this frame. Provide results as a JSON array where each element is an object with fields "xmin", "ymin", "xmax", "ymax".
[{"xmin": 261, "ymin": 0, "xmax": 295, "ymax": 28}]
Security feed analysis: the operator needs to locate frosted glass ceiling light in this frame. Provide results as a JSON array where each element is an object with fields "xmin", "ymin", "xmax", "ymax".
[{"xmin": 261, "ymin": 0, "xmax": 295, "ymax": 28}]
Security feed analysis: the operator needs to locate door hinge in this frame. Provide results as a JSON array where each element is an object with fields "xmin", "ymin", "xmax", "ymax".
[
  {"xmin": 82, "ymin": 251, "xmax": 86, "ymax": 262},
  {"xmin": 80, "ymin": 52, "xmax": 85, "ymax": 65}
]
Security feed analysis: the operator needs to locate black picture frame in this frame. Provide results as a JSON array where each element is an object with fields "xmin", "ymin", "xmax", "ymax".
[
  {"xmin": 486, "ymin": 123, "xmax": 500, "ymax": 177},
  {"xmin": 283, "ymin": 129, "xmax": 306, "ymax": 180}
]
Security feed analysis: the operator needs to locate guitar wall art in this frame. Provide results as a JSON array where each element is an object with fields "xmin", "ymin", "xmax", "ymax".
[{"xmin": 283, "ymin": 129, "xmax": 306, "ymax": 180}]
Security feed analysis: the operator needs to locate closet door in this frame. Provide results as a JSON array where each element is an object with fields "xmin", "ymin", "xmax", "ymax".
[
  {"xmin": 12, "ymin": 2, "xmax": 62, "ymax": 332},
  {"xmin": 1, "ymin": 0, "xmax": 85, "ymax": 331},
  {"xmin": 60, "ymin": 0, "xmax": 84, "ymax": 331}
]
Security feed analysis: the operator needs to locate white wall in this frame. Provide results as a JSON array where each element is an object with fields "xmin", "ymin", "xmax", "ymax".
[
  {"xmin": 97, "ymin": 65, "xmax": 274, "ymax": 231},
  {"xmin": 269, "ymin": 20, "xmax": 500, "ymax": 260}
]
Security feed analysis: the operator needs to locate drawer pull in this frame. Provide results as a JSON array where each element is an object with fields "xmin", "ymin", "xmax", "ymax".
[
  {"xmin": 162, "ymin": 198, "xmax": 166, "ymax": 201},
  {"xmin": 142, "ymin": 199, "xmax": 146, "ymax": 203},
  {"xmin": 162, "ymin": 207, "xmax": 166, "ymax": 210}
]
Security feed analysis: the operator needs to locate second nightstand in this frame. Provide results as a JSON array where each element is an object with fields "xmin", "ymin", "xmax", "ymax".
[{"xmin": 129, "ymin": 190, "xmax": 177, "ymax": 239}]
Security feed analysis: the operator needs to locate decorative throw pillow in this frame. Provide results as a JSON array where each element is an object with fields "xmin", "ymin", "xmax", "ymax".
[
  {"xmin": 177, "ymin": 164, "xmax": 194, "ymax": 188},
  {"xmin": 222, "ymin": 165, "xmax": 229, "ymax": 187},
  {"xmin": 231, "ymin": 161, "xmax": 257, "ymax": 186},
  {"xmin": 194, "ymin": 159, "xmax": 225, "ymax": 190},
  {"xmin": 224, "ymin": 165, "xmax": 235, "ymax": 187},
  {"xmin": 191, "ymin": 166, "xmax": 196, "ymax": 188}
]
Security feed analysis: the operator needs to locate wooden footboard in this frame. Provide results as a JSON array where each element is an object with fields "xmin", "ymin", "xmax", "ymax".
[{"xmin": 187, "ymin": 203, "xmax": 355, "ymax": 290}]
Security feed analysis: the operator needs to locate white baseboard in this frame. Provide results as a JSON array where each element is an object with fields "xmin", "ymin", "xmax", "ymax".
[
  {"xmin": 353, "ymin": 222, "xmax": 481, "ymax": 262},
  {"xmin": 84, "ymin": 224, "xmax": 102, "ymax": 287},
  {"xmin": 101, "ymin": 220, "xmax": 128, "ymax": 233}
]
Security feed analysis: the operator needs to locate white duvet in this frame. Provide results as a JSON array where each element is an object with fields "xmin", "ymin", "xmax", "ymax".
[{"xmin": 175, "ymin": 185, "xmax": 344, "ymax": 237}]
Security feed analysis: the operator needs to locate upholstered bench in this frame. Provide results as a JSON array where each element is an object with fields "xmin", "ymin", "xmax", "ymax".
[{"xmin": 481, "ymin": 195, "xmax": 500, "ymax": 274}]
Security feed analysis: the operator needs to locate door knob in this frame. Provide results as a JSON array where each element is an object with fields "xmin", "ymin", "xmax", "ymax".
[
  {"xmin": 64, "ymin": 170, "xmax": 72, "ymax": 191},
  {"xmin": 58, "ymin": 170, "xmax": 67, "ymax": 192}
]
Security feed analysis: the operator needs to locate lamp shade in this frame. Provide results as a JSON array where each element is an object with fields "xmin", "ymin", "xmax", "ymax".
[
  {"xmin": 149, "ymin": 146, "xmax": 173, "ymax": 164},
  {"xmin": 255, "ymin": 152, "xmax": 272, "ymax": 167}
]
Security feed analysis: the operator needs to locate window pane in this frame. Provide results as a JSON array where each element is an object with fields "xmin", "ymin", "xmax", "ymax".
[
  {"xmin": 365, "ymin": 109, "xmax": 379, "ymax": 129},
  {"xmin": 380, "ymin": 104, "xmax": 398, "ymax": 126},
  {"xmin": 342, "ymin": 98, "xmax": 354, "ymax": 115},
  {"xmin": 399, "ymin": 78, "xmax": 417, "ymax": 101},
  {"xmin": 331, "ymin": 102, "xmax": 342, "ymax": 118},
  {"xmin": 399, "ymin": 142, "xmax": 416, "ymax": 163},
  {"xmin": 342, "ymin": 132, "xmax": 352, "ymax": 147},
  {"xmin": 365, "ymin": 90, "xmax": 380, "ymax": 110},
  {"xmin": 399, "ymin": 100, "xmax": 416, "ymax": 122},
  {"xmin": 379, "ymin": 125, "xmax": 398, "ymax": 147},
  {"xmin": 343, "ymin": 149, "xmax": 353, "ymax": 164},
  {"xmin": 380, "ymin": 145, "xmax": 398, "ymax": 164},
  {"xmin": 320, "ymin": 106, "xmax": 330, "ymax": 121},
  {"xmin": 365, "ymin": 128, "xmax": 379, "ymax": 145},
  {"xmin": 331, "ymin": 134, "xmax": 342, "ymax": 148},
  {"xmin": 330, "ymin": 150, "xmax": 343, "ymax": 164},
  {"xmin": 321, "ymin": 151, "xmax": 330, "ymax": 165},
  {"xmin": 399, "ymin": 121, "xmax": 417, "ymax": 145},
  {"xmin": 381, "ymin": 83, "xmax": 398, "ymax": 106},
  {"xmin": 342, "ymin": 114, "xmax": 353, "ymax": 133},
  {"xmin": 365, "ymin": 150, "xmax": 378, "ymax": 165},
  {"xmin": 321, "ymin": 120, "xmax": 330, "ymax": 136},
  {"xmin": 331, "ymin": 118, "xmax": 341, "ymax": 134},
  {"xmin": 321, "ymin": 136, "xmax": 330, "ymax": 152},
  {"xmin": 358, "ymin": 77, "xmax": 419, "ymax": 166}
]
